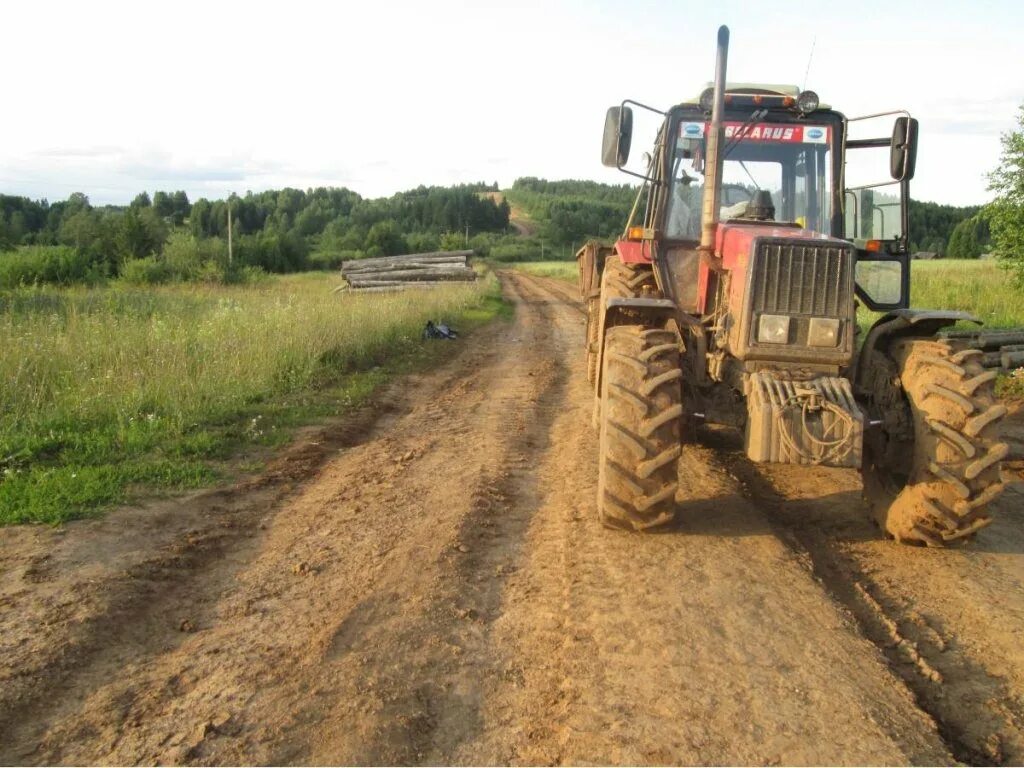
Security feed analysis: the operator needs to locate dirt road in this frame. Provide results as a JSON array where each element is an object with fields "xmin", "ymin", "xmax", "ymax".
[{"xmin": 2, "ymin": 271, "xmax": 1023, "ymax": 766}]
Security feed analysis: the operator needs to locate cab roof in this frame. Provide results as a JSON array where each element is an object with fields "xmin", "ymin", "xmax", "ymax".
[{"xmin": 678, "ymin": 82, "xmax": 831, "ymax": 110}]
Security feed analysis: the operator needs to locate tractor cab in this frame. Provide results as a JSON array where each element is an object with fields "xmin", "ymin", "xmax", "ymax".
[
  {"xmin": 602, "ymin": 84, "xmax": 919, "ymax": 314},
  {"xmin": 664, "ymin": 86, "xmax": 841, "ymax": 241}
]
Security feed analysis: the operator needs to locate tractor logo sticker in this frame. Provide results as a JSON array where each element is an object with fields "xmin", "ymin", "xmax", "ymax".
[
  {"xmin": 804, "ymin": 126, "xmax": 829, "ymax": 143},
  {"xmin": 695, "ymin": 123, "xmax": 831, "ymax": 143}
]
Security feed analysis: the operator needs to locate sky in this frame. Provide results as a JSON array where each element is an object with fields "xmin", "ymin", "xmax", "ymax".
[{"xmin": 1, "ymin": 0, "xmax": 1021, "ymax": 207}]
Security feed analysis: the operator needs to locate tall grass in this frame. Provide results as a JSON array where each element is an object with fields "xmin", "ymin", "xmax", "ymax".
[
  {"xmin": 1, "ymin": 272, "xmax": 499, "ymax": 524},
  {"xmin": 508, "ymin": 261, "xmax": 578, "ymax": 281},
  {"xmin": 906, "ymin": 260, "xmax": 1024, "ymax": 328}
]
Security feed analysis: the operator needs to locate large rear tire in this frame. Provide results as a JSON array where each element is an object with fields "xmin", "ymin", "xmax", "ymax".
[
  {"xmin": 598, "ymin": 325, "xmax": 683, "ymax": 530},
  {"xmin": 586, "ymin": 297, "xmax": 600, "ymax": 384},
  {"xmin": 862, "ymin": 338, "xmax": 1008, "ymax": 546},
  {"xmin": 602, "ymin": 255, "xmax": 659, "ymax": 300}
]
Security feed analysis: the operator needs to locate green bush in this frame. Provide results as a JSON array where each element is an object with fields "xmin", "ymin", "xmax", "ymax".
[
  {"xmin": 405, "ymin": 232, "xmax": 440, "ymax": 253},
  {"xmin": 120, "ymin": 234, "xmax": 264, "ymax": 286},
  {"xmin": 235, "ymin": 231, "xmax": 309, "ymax": 272},
  {"xmin": 307, "ymin": 250, "xmax": 346, "ymax": 270},
  {"xmin": 490, "ymin": 240, "xmax": 545, "ymax": 262},
  {"xmin": 0, "ymin": 245, "xmax": 106, "ymax": 288},
  {"xmin": 120, "ymin": 256, "xmax": 174, "ymax": 285}
]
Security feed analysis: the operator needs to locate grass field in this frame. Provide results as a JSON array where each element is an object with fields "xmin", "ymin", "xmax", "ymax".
[
  {"xmin": 509, "ymin": 259, "xmax": 1024, "ymax": 327},
  {"xmin": 1, "ymin": 272, "xmax": 504, "ymax": 525}
]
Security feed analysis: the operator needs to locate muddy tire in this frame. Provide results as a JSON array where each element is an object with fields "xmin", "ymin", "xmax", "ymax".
[
  {"xmin": 863, "ymin": 338, "xmax": 1008, "ymax": 546},
  {"xmin": 587, "ymin": 256, "xmax": 659, "ymax": 385},
  {"xmin": 586, "ymin": 298, "xmax": 600, "ymax": 383},
  {"xmin": 602, "ymin": 255, "xmax": 659, "ymax": 301},
  {"xmin": 597, "ymin": 325, "xmax": 683, "ymax": 530}
]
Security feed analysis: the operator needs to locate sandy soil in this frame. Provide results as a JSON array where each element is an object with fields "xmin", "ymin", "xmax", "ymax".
[{"xmin": 1, "ymin": 271, "xmax": 1023, "ymax": 766}]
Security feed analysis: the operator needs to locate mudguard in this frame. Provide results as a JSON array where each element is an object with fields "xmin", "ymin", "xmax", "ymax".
[
  {"xmin": 614, "ymin": 239, "xmax": 654, "ymax": 264},
  {"xmin": 594, "ymin": 296, "xmax": 679, "ymax": 397},
  {"xmin": 854, "ymin": 308, "xmax": 981, "ymax": 392}
]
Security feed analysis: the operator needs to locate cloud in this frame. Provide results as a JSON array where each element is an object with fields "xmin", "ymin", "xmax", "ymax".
[
  {"xmin": 0, "ymin": 147, "xmax": 368, "ymax": 203},
  {"xmin": 924, "ymin": 92, "xmax": 1023, "ymax": 135},
  {"xmin": 33, "ymin": 145, "xmax": 122, "ymax": 159}
]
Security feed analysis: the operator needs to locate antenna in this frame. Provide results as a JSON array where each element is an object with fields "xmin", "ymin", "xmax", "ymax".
[{"xmin": 802, "ymin": 36, "xmax": 817, "ymax": 91}]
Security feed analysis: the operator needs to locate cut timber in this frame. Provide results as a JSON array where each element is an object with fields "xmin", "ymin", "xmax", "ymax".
[
  {"xmin": 939, "ymin": 329, "xmax": 1024, "ymax": 349},
  {"xmin": 340, "ymin": 249, "xmax": 476, "ymax": 291},
  {"xmin": 343, "ymin": 279, "xmax": 473, "ymax": 289},
  {"xmin": 347, "ymin": 268, "xmax": 476, "ymax": 283},
  {"xmin": 1002, "ymin": 350, "xmax": 1024, "ymax": 369},
  {"xmin": 340, "ymin": 250, "xmax": 473, "ymax": 270},
  {"xmin": 342, "ymin": 258, "xmax": 468, "ymax": 274},
  {"xmin": 339, "ymin": 283, "xmax": 461, "ymax": 293}
]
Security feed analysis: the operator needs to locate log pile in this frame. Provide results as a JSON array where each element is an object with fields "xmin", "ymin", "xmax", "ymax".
[
  {"xmin": 939, "ymin": 328, "xmax": 1024, "ymax": 370},
  {"xmin": 340, "ymin": 250, "xmax": 476, "ymax": 292}
]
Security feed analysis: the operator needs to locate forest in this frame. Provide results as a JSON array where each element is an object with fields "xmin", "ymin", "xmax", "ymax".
[
  {"xmin": 505, "ymin": 177, "xmax": 989, "ymax": 257},
  {"xmin": 0, "ymin": 184, "xmax": 511, "ymax": 287},
  {"xmin": 0, "ymin": 176, "xmax": 989, "ymax": 288}
]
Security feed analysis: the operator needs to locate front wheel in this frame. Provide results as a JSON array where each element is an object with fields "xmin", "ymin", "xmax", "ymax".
[
  {"xmin": 597, "ymin": 325, "xmax": 683, "ymax": 530},
  {"xmin": 862, "ymin": 338, "xmax": 1008, "ymax": 546}
]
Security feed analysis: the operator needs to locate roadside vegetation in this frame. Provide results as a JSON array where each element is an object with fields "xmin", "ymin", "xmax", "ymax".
[{"xmin": 0, "ymin": 272, "xmax": 504, "ymax": 525}]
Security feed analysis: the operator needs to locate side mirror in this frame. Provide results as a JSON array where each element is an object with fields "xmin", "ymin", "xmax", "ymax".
[
  {"xmin": 602, "ymin": 106, "xmax": 633, "ymax": 168},
  {"xmin": 890, "ymin": 116, "xmax": 919, "ymax": 181}
]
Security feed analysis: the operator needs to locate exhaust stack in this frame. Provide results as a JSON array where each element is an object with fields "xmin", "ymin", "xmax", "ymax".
[{"xmin": 700, "ymin": 25, "xmax": 730, "ymax": 252}]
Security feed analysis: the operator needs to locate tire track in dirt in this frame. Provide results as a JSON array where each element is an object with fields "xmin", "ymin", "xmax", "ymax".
[
  {"xmin": 524, "ymin": 271, "xmax": 1024, "ymax": 762},
  {"xmin": 453, "ymin": 273, "xmax": 950, "ymax": 765},
  {"xmin": 291, "ymin": 274, "xmax": 573, "ymax": 765},
  {"xmin": 713, "ymin": 432, "xmax": 1024, "ymax": 765},
  {"xmin": 0, "ymin": 273, "xmax": 571, "ymax": 765}
]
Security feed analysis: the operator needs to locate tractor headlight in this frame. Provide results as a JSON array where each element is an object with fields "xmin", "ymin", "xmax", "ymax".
[
  {"xmin": 757, "ymin": 314, "xmax": 791, "ymax": 344},
  {"xmin": 699, "ymin": 87, "xmax": 715, "ymax": 112},
  {"xmin": 797, "ymin": 90, "xmax": 819, "ymax": 113},
  {"xmin": 808, "ymin": 317, "xmax": 841, "ymax": 347}
]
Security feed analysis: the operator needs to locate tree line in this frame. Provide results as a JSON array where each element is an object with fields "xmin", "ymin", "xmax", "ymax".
[
  {"xmin": 507, "ymin": 177, "xmax": 988, "ymax": 257},
  {"xmin": 0, "ymin": 183, "xmax": 511, "ymax": 286}
]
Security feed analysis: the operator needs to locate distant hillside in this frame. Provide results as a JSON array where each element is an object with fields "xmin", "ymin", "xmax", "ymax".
[
  {"xmin": 505, "ymin": 177, "xmax": 986, "ymax": 256},
  {"xmin": 504, "ymin": 178, "xmax": 637, "ymax": 247}
]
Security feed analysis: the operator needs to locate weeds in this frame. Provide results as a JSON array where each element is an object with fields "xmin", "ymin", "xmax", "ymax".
[{"xmin": 0, "ymin": 272, "xmax": 504, "ymax": 524}]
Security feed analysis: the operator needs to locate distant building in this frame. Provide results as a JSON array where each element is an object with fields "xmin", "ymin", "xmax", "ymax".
[{"xmin": 912, "ymin": 251, "xmax": 940, "ymax": 260}]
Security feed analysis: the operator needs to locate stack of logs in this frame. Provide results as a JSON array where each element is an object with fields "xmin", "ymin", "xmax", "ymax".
[
  {"xmin": 340, "ymin": 250, "xmax": 476, "ymax": 292},
  {"xmin": 940, "ymin": 328, "xmax": 1024, "ymax": 370}
]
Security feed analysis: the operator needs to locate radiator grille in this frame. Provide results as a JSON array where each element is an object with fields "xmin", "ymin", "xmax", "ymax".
[{"xmin": 751, "ymin": 240, "xmax": 853, "ymax": 318}]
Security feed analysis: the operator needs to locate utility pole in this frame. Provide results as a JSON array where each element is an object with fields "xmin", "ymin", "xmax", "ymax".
[
  {"xmin": 227, "ymin": 197, "xmax": 233, "ymax": 265},
  {"xmin": 465, "ymin": 224, "xmax": 469, "ymax": 246}
]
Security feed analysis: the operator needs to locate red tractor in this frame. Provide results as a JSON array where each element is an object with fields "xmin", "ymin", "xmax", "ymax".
[{"xmin": 578, "ymin": 25, "xmax": 1008, "ymax": 545}]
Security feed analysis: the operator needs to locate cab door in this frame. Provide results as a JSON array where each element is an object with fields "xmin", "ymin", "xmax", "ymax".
[{"xmin": 843, "ymin": 112, "xmax": 919, "ymax": 311}]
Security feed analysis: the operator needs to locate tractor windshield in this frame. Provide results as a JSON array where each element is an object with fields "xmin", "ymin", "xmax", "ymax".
[{"xmin": 666, "ymin": 119, "xmax": 834, "ymax": 240}]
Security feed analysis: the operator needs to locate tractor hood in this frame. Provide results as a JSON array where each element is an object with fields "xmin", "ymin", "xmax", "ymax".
[{"xmin": 715, "ymin": 221, "xmax": 843, "ymax": 269}]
